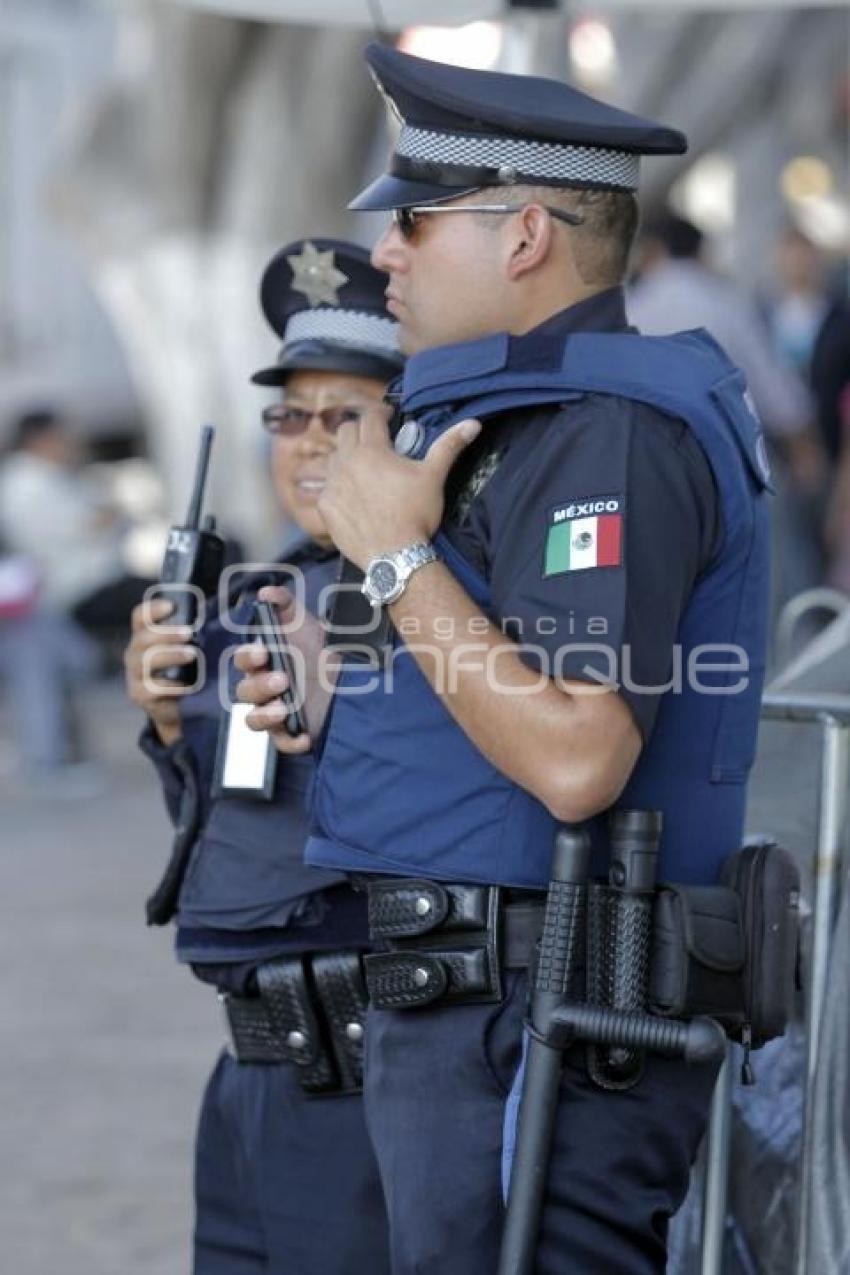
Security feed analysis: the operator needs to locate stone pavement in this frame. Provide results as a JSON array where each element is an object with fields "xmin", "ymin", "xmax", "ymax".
[{"xmin": 0, "ymin": 680, "xmax": 220, "ymax": 1275}]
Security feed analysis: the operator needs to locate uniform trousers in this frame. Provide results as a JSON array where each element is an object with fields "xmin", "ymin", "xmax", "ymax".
[
  {"xmin": 194, "ymin": 1050, "xmax": 391, "ymax": 1275},
  {"xmin": 363, "ymin": 969, "xmax": 719, "ymax": 1275}
]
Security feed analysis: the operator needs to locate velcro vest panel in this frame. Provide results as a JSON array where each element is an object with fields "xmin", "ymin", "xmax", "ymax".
[{"xmin": 307, "ymin": 329, "xmax": 771, "ymax": 888}]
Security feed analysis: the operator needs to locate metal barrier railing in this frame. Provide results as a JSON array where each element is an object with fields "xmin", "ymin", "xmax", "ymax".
[
  {"xmin": 699, "ymin": 690, "xmax": 850, "ymax": 1275},
  {"xmin": 774, "ymin": 590, "xmax": 850, "ymax": 672}
]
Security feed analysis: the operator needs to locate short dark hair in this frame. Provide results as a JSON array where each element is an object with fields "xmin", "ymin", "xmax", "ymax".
[
  {"xmin": 642, "ymin": 213, "xmax": 703, "ymax": 260},
  {"xmin": 9, "ymin": 408, "xmax": 63, "ymax": 451},
  {"xmin": 509, "ymin": 185, "xmax": 639, "ymax": 286},
  {"xmin": 566, "ymin": 188, "xmax": 640, "ymax": 284}
]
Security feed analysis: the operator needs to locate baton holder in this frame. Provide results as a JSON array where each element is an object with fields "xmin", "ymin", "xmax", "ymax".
[
  {"xmin": 498, "ymin": 820, "xmax": 726, "ymax": 1275},
  {"xmin": 587, "ymin": 809, "xmax": 662, "ymax": 1089}
]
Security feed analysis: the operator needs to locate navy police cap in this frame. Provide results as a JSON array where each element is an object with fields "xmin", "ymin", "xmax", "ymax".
[
  {"xmin": 251, "ymin": 238, "xmax": 403, "ymax": 385},
  {"xmin": 350, "ymin": 44, "xmax": 688, "ymax": 211}
]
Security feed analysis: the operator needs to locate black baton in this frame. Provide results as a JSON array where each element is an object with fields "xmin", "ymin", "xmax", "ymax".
[{"xmin": 498, "ymin": 826, "xmax": 591, "ymax": 1275}]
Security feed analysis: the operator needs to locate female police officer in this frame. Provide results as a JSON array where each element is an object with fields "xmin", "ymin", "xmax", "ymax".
[{"xmin": 124, "ymin": 240, "xmax": 400, "ymax": 1275}]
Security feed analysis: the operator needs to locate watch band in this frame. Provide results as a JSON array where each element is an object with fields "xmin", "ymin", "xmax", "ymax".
[{"xmin": 397, "ymin": 541, "xmax": 438, "ymax": 574}]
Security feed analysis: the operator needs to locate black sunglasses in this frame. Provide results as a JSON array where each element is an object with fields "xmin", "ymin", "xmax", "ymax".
[
  {"xmin": 261, "ymin": 404, "xmax": 365, "ymax": 437},
  {"xmin": 391, "ymin": 202, "xmax": 584, "ymax": 242}
]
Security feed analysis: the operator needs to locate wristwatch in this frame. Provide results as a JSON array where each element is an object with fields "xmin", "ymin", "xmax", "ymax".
[{"xmin": 361, "ymin": 541, "xmax": 439, "ymax": 607}]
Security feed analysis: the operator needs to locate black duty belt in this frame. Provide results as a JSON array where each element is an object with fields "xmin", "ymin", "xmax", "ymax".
[
  {"xmin": 364, "ymin": 879, "xmax": 545, "ymax": 1011},
  {"xmin": 221, "ymin": 950, "xmax": 367, "ymax": 1095}
]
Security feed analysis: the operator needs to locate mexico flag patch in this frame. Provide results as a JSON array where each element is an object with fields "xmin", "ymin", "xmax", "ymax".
[{"xmin": 544, "ymin": 495, "xmax": 624, "ymax": 576}]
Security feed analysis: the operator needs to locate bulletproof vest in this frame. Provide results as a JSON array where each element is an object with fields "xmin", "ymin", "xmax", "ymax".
[
  {"xmin": 305, "ymin": 329, "xmax": 772, "ymax": 888},
  {"xmin": 174, "ymin": 541, "xmax": 346, "ymax": 950}
]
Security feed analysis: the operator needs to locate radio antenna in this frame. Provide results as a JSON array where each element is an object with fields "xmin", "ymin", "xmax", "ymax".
[
  {"xmin": 185, "ymin": 424, "xmax": 215, "ymax": 529},
  {"xmin": 366, "ymin": 0, "xmax": 392, "ymax": 45}
]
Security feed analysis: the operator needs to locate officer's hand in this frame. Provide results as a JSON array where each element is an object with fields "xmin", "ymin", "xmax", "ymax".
[
  {"xmin": 124, "ymin": 598, "xmax": 197, "ymax": 746},
  {"xmin": 233, "ymin": 585, "xmax": 338, "ymax": 755},
  {"xmin": 317, "ymin": 410, "xmax": 482, "ymax": 569}
]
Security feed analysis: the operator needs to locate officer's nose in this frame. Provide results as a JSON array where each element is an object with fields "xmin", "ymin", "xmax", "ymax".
[
  {"xmin": 371, "ymin": 220, "xmax": 407, "ymax": 274},
  {"xmin": 296, "ymin": 415, "xmax": 335, "ymax": 456}
]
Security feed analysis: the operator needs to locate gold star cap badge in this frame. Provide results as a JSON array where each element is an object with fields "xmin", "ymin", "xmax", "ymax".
[{"xmin": 286, "ymin": 242, "xmax": 350, "ymax": 309}]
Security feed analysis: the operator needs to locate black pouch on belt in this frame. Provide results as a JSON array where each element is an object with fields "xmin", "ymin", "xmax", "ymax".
[
  {"xmin": 657, "ymin": 841, "xmax": 800, "ymax": 1081},
  {"xmin": 364, "ymin": 879, "xmax": 503, "ymax": 1009},
  {"xmin": 649, "ymin": 885, "xmax": 746, "ymax": 1028},
  {"xmin": 649, "ymin": 840, "xmax": 800, "ymax": 1079},
  {"xmin": 719, "ymin": 840, "xmax": 801, "ymax": 1050},
  {"xmin": 223, "ymin": 951, "xmax": 368, "ymax": 1095},
  {"xmin": 311, "ymin": 951, "xmax": 369, "ymax": 1094}
]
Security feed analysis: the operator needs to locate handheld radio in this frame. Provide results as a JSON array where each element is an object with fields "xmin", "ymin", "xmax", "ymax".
[{"xmin": 156, "ymin": 424, "xmax": 225, "ymax": 684}]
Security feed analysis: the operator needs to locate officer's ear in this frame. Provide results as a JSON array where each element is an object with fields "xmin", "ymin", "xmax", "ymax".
[{"xmin": 505, "ymin": 204, "xmax": 555, "ymax": 281}]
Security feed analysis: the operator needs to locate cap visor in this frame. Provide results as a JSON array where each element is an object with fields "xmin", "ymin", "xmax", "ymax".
[
  {"xmin": 251, "ymin": 364, "xmax": 288, "ymax": 387},
  {"xmin": 251, "ymin": 341, "xmax": 402, "ymax": 386},
  {"xmin": 349, "ymin": 171, "xmax": 479, "ymax": 212}
]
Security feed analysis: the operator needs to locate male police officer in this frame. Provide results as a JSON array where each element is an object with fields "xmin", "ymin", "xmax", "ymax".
[
  {"xmin": 124, "ymin": 241, "xmax": 401, "ymax": 1275},
  {"xmin": 239, "ymin": 48, "xmax": 771, "ymax": 1275}
]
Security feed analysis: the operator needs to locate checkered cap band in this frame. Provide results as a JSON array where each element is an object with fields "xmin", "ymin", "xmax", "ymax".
[
  {"xmin": 285, "ymin": 309, "xmax": 399, "ymax": 354},
  {"xmin": 396, "ymin": 125, "xmax": 640, "ymax": 191}
]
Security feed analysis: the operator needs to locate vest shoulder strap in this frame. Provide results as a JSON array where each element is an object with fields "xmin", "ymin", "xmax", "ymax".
[{"xmin": 404, "ymin": 329, "xmax": 771, "ymax": 494}]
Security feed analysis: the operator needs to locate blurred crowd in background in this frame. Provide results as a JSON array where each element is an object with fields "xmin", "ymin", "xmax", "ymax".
[
  {"xmin": 629, "ymin": 213, "xmax": 850, "ymax": 607},
  {"xmin": 0, "ymin": 0, "xmax": 848, "ymax": 785},
  {"xmin": 0, "ymin": 409, "xmax": 156, "ymax": 784}
]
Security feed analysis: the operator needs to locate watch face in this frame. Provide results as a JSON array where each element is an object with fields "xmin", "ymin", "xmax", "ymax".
[{"xmin": 371, "ymin": 560, "xmax": 399, "ymax": 598}]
